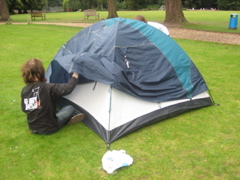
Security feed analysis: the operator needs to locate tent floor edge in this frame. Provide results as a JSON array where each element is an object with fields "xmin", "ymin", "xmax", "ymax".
[
  {"xmin": 108, "ymin": 97, "xmax": 213, "ymax": 143},
  {"xmin": 57, "ymin": 97, "xmax": 212, "ymax": 144}
]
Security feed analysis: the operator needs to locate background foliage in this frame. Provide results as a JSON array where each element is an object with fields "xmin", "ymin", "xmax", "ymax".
[{"xmin": 6, "ymin": 0, "xmax": 240, "ymax": 13}]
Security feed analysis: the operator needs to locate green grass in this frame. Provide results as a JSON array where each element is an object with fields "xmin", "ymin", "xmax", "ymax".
[
  {"xmin": 0, "ymin": 24, "xmax": 240, "ymax": 179},
  {"xmin": 7, "ymin": 10, "xmax": 240, "ymax": 33},
  {"xmin": 182, "ymin": 11, "xmax": 240, "ymax": 32}
]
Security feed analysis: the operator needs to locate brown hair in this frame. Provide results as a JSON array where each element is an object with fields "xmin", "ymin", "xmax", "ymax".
[
  {"xmin": 21, "ymin": 58, "xmax": 46, "ymax": 84},
  {"xmin": 134, "ymin": 15, "xmax": 147, "ymax": 23}
]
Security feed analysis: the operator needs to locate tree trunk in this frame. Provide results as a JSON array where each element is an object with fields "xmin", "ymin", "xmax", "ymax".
[
  {"xmin": 164, "ymin": 0, "xmax": 187, "ymax": 23},
  {"xmin": 107, "ymin": 0, "xmax": 118, "ymax": 19},
  {"xmin": 0, "ymin": 0, "xmax": 10, "ymax": 21},
  {"xmin": 100, "ymin": 2, "xmax": 103, "ymax": 10}
]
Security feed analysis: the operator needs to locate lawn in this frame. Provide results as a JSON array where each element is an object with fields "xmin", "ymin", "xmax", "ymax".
[
  {"xmin": 8, "ymin": 10, "xmax": 240, "ymax": 33},
  {"xmin": 0, "ymin": 23, "xmax": 239, "ymax": 179}
]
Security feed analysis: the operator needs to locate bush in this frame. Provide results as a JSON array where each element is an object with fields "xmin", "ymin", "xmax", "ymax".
[{"xmin": 146, "ymin": 4, "xmax": 161, "ymax": 10}]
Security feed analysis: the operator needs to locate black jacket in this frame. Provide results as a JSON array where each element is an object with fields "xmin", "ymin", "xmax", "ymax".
[{"xmin": 21, "ymin": 77, "xmax": 78, "ymax": 133}]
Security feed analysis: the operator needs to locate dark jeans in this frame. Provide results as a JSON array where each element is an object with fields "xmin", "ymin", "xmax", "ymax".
[
  {"xmin": 57, "ymin": 105, "xmax": 75, "ymax": 128},
  {"xmin": 31, "ymin": 105, "xmax": 75, "ymax": 135}
]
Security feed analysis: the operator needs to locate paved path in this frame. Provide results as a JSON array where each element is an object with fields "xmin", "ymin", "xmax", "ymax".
[{"xmin": 2, "ymin": 22, "xmax": 240, "ymax": 45}]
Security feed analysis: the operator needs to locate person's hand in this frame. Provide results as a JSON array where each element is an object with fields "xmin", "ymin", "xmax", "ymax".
[{"xmin": 72, "ymin": 72, "xmax": 79, "ymax": 79}]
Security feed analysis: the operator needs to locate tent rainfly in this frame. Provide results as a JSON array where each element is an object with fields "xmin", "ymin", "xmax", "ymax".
[{"xmin": 46, "ymin": 18, "xmax": 213, "ymax": 144}]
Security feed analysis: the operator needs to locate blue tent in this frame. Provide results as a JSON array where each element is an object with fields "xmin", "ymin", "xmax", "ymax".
[{"xmin": 46, "ymin": 18, "xmax": 213, "ymax": 143}]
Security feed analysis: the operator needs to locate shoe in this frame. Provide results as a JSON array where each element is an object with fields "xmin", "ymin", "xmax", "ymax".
[{"xmin": 67, "ymin": 113, "xmax": 85, "ymax": 124}]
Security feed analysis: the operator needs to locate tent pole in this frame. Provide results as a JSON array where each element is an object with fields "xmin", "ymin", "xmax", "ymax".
[
  {"xmin": 106, "ymin": 86, "xmax": 113, "ymax": 148},
  {"xmin": 107, "ymin": 144, "xmax": 110, "ymax": 150},
  {"xmin": 208, "ymin": 89, "xmax": 220, "ymax": 106}
]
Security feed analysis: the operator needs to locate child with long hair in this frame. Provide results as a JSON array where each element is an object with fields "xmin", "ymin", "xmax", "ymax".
[{"xmin": 21, "ymin": 58, "xmax": 84, "ymax": 135}]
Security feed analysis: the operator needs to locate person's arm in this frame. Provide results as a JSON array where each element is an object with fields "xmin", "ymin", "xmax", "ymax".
[{"xmin": 50, "ymin": 72, "xmax": 79, "ymax": 97}]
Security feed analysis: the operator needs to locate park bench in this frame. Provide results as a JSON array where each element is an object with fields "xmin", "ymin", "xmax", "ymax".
[
  {"xmin": 84, "ymin": 9, "xmax": 99, "ymax": 20},
  {"xmin": 30, "ymin": 12, "xmax": 46, "ymax": 20}
]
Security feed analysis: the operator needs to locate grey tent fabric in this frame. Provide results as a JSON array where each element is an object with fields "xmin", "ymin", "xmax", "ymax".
[
  {"xmin": 46, "ymin": 18, "xmax": 213, "ymax": 143},
  {"xmin": 47, "ymin": 17, "xmax": 208, "ymax": 103}
]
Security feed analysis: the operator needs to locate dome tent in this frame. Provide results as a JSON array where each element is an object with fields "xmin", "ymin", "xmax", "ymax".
[{"xmin": 46, "ymin": 18, "xmax": 213, "ymax": 144}]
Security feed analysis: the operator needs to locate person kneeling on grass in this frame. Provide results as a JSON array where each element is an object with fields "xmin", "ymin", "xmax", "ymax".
[{"xmin": 21, "ymin": 58, "xmax": 84, "ymax": 135}]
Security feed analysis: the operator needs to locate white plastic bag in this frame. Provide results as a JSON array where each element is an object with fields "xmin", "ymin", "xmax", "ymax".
[{"xmin": 102, "ymin": 150, "xmax": 133, "ymax": 174}]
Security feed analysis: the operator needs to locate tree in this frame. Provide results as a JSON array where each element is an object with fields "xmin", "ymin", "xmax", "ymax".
[
  {"xmin": 48, "ymin": 0, "xmax": 62, "ymax": 7},
  {"xmin": 22, "ymin": 0, "xmax": 46, "ymax": 12},
  {"xmin": 107, "ymin": 0, "xmax": 118, "ymax": 18},
  {"xmin": 0, "ymin": 0, "xmax": 10, "ymax": 21},
  {"xmin": 62, "ymin": 0, "xmax": 81, "ymax": 11},
  {"xmin": 217, "ymin": 0, "xmax": 240, "ymax": 10},
  {"xmin": 6, "ymin": 0, "xmax": 46, "ymax": 14},
  {"xmin": 164, "ymin": 0, "xmax": 187, "ymax": 23},
  {"xmin": 183, "ymin": 0, "xmax": 217, "ymax": 9},
  {"xmin": 97, "ymin": 0, "xmax": 107, "ymax": 10}
]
